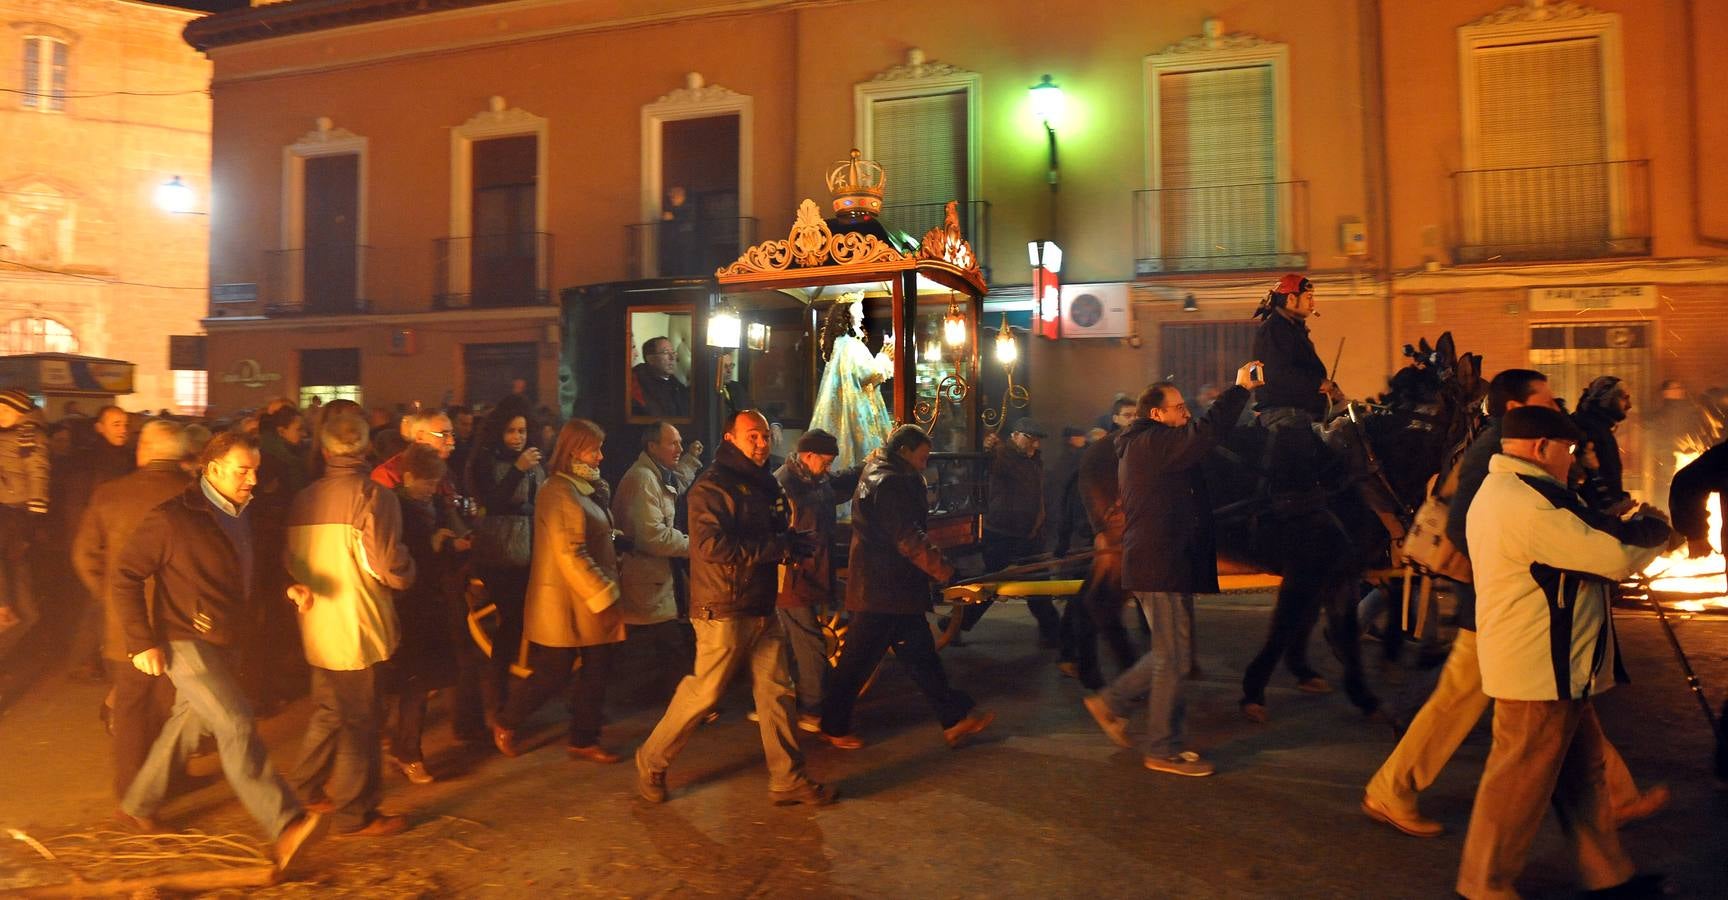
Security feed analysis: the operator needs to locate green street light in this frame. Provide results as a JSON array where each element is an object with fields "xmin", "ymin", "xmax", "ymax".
[{"xmin": 1028, "ymin": 74, "xmax": 1065, "ymax": 130}]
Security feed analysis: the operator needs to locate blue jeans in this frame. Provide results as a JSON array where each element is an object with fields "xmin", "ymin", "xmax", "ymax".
[
  {"xmin": 1101, "ymin": 592, "xmax": 1193, "ymax": 758},
  {"xmin": 777, "ymin": 606, "xmax": 830, "ymax": 717},
  {"xmin": 122, "ymin": 639, "xmax": 301, "ymax": 839}
]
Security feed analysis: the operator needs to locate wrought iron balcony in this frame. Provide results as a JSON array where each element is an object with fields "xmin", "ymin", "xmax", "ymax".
[
  {"xmin": 1451, "ymin": 160, "xmax": 1651, "ymax": 264},
  {"xmin": 435, "ymin": 231, "xmax": 554, "ymax": 309},
  {"xmin": 1132, "ymin": 181, "xmax": 1308, "ymax": 275},
  {"xmin": 261, "ymin": 244, "xmax": 372, "ymax": 315},
  {"xmin": 625, "ymin": 217, "xmax": 757, "ymax": 280},
  {"xmin": 881, "ymin": 200, "xmax": 991, "ymax": 280}
]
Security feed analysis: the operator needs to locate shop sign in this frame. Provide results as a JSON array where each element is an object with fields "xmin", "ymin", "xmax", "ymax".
[
  {"xmin": 1527, "ymin": 284, "xmax": 1656, "ymax": 311},
  {"xmin": 220, "ymin": 358, "xmax": 282, "ymax": 389},
  {"xmin": 36, "ymin": 359, "xmax": 134, "ymax": 393}
]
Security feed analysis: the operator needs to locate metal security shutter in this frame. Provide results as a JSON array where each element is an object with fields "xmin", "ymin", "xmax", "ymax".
[
  {"xmin": 1157, "ymin": 65, "xmax": 1277, "ymax": 266},
  {"xmin": 1471, "ymin": 37, "xmax": 1608, "ymax": 249},
  {"xmin": 300, "ymin": 348, "xmax": 360, "ymax": 387},
  {"xmin": 870, "ymin": 91, "xmax": 968, "ymax": 238},
  {"xmin": 1161, "ymin": 320, "xmax": 1258, "ymax": 397}
]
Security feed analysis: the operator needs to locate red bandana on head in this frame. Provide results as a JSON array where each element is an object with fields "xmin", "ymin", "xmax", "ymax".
[{"xmin": 1274, "ymin": 273, "xmax": 1308, "ymax": 296}]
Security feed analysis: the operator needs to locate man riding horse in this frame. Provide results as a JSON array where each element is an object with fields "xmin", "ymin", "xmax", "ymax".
[{"xmin": 1236, "ymin": 273, "xmax": 1377, "ymax": 722}]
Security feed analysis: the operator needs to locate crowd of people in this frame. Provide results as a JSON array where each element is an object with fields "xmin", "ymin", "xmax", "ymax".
[{"xmin": 1, "ymin": 270, "xmax": 1724, "ymax": 893}]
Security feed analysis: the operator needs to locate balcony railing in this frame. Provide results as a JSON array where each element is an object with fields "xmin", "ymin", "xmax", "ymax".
[
  {"xmin": 1133, "ymin": 181, "xmax": 1308, "ymax": 275},
  {"xmin": 625, "ymin": 217, "xmax": 757, "ymax": 280},
  {"xmin": 1451, "ymin": 160, "xmax": 1651, "ymax": 264},
  {"xmin": 881, "ymin": 200, "xmax": 992, "ymax": 280},
  {"xmin": 262, "ymin": 244, "xmax": 372, "ymax": 315},
  {"xmin": 435, "ymin": 231, "xmax": 554, "ymax": 309}
]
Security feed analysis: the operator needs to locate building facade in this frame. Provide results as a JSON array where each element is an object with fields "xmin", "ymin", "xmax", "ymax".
[
  {"xmin": 0, "ymin": 0, "xmax": 211, "ymax": 412},
  {"xmin": 187, "ymin": 0, "xmax": 1725, "ymax": 498}
]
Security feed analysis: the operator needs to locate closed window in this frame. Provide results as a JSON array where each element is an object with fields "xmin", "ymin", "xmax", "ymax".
[
  {"xmin": 21, "ymin": 36, "xmax": 69, "ymax": 112},
  {"xmin": 868, "ymin": 90, "xmax": 969, "ymax": 238},
  {"xmin": 1468, "ymin": 37, "xmax": 1610, "ymax": 253},
  {"xmin": 1155, "ymin": 64, "xmax": 1278, "ymax": 267}
]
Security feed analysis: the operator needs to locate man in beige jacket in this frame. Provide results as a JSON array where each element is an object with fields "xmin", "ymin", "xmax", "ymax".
[{"xmin": 284, "ymin": 413, "xmax": 415, "ymax": 838}]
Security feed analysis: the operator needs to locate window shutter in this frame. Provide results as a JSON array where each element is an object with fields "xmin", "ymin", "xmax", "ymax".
[
  {"xmin": 49, "ymin": 40, "xmax": 67, "ymax": 111},
  {"xmin": 1474, "ymin": 38, "xmax": 1605, "ymax": 168},
  {"xmin": 871, "ymin": 91, "xmax": 968, "ymax": 239},
  {"xmin": 1156, "ymin": 65, "xmax": 1277, "ymax": 267},
  {"xmin": 300, "ymin": 348, "xmax": 361, "ymax": 387},
  {"xmin": 22, "ymin": 38, "xmax": 40, "ymax": 108},
  {"xmin": 1471, "ymin": 37, "xmax": 1609, "ymax": 250}
]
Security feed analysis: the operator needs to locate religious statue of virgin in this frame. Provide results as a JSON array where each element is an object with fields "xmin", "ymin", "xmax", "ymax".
[{"xmin": 808, "ymin": 293, "xmax": 894, "ymax": 471}]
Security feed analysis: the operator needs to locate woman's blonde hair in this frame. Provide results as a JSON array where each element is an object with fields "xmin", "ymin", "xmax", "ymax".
[{"xmin": 547, "ymin": 418, "xmax": 605, "ymax": 475}]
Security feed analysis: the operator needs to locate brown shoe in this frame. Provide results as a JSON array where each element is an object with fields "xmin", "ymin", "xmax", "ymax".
[
  {"xmin": 113, "ymin": 808, "xmax": 161, "ymax": 834},
  {"xmin": 1240, "ymin": 702, "xmax": 1269, "ymax": 724},
  {"xmin": 566, "ymin": 744, "xmax": 622, "ymax": 765},
  {"xmin": 273, "ymin": 811, "xmax": 323, "ymax": 873},
  {"xmin": 1143, "ymin": 751, "xmax": 1215, "ymax": 777},
  {"xmin": 392, "ymin": 757, "xmax": 436, "ymax": 784},
  {"xmin": 942, "ymin": 710, "xmax": 996, "ymax": 748},
  {"xmin": 332, "ymin": 813, "xmax": 407, "ymax": 839},
  {"xmin": 1083, "ymin": 694, "xmax": 1131, "ymax": 749},
  {"xmin": 1614, "ymin": 784, "xmax": 1671, "ymax": 826},
  {"xmin": 492, "ymin": 724, "xmax": 520, "ymax": 758},
  {"xmin": 1295, "ymin": 677, "xmax": 1333, "ymax": 694},
  {"xmin": 634, "ymin": 748, "xmax": 667, "ymax": 804},
  {"xmin": 1361, "ymin": 795, "xmax": 1443, "ymax": 838},
  {"xmin": 770, "ymin": 781, "xmax": 837, "ymax": 807},
  {"xmin": 816, "ymin": 731, "xmax": 864, "ymax": 750}
]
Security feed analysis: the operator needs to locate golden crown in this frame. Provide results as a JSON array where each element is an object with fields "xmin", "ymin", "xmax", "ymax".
[{"xmin": 826, "ymin": 149, "xmax": 886, "ymax": 220}]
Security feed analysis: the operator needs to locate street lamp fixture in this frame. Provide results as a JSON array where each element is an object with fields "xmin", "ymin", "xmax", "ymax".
[
  {"xmin": 1029, "ymin": 74, "xmax": 1064, "ymax": 130},
  {"xmin": 155, "ymin": 175, "xmax": 200, "ymax": 215},
  {"xmin": 1029, "ymin": 74, "xmax": 1063, "ymax": 186}
]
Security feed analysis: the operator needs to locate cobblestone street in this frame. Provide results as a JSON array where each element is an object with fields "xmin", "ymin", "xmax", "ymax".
[{"xmin": 2, "ymin": 595, "xmax": 1724, "ymax": 897}]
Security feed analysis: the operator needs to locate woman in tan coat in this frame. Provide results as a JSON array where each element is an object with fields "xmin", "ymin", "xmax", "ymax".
[{"xmin": 491, "ymin": 419, "xmax": 627, "ymax": 763}]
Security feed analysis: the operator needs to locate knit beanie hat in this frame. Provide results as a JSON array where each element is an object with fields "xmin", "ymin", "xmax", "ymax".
[{"xmin": 0, "ymin": 388, "xmax": 37, "ymax": 414}]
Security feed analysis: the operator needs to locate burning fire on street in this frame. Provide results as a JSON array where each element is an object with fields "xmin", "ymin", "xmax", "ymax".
[{"xmin": 1640, "ymin": 449, "xmax": 1727, "ymax": 612}]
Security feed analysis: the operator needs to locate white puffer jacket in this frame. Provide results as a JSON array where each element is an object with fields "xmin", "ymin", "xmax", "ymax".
[{"xmin": 1466, "ymin": 454, "xmax": 1670, "ymax": 701}]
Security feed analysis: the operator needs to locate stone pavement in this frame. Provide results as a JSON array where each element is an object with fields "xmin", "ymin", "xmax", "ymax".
[{"xmin": 1, "ymin": 595, "xmax": 1724, "ymax": 897}]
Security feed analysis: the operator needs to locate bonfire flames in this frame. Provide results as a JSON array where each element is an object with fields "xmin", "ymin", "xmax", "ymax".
[{"xmin": 1641, "ymin": 449, "xmax": 1727, "ymax": 612}]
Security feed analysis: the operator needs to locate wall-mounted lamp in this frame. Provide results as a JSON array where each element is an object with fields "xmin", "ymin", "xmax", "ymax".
[
  {"xmin": 1029, "ymin": 74, "xmax": 1063, "ymax": 187},
  {"xmin": 707, "ymin": 299, "xmax": 741, "ymax": 348},
  {"xmin": 156, "ymin": 175, "xmax": 203, "ymax": 216},
  {"xmin": 1182, "ymin": 293, "xmax": 1199, "ymax": 313},
  {"xmin": 746, "ymin": 321, "xmax": 771, "ymax": 352}
]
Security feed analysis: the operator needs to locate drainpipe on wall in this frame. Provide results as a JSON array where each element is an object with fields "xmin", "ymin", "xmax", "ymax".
[{"xmin": 1360, "ymin": 0, "xmax": 1398, "ymax": 377}]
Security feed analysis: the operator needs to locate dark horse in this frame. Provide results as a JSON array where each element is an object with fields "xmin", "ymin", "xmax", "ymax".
[{"xmin": 1205, "ymin": 333, "xmax": 1483, "ymax": 721}]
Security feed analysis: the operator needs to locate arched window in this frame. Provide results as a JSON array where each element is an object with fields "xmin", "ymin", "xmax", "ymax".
[{"xmin": 0, "ymin": 316, "xmax": 79, "ymax": 354}]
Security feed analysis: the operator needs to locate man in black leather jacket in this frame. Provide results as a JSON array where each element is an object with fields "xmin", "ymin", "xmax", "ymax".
[
  {"xmin": 635, "ymin": 410, "xmax": 834, "ymax": 807},
  {"xmin": 819, "ymin": 425, "xmax": 994, "ymax": 750}
]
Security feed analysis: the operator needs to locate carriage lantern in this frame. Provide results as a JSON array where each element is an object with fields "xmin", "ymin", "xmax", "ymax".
[{"xmin": 706, "ymin": 298, "xmax": 742, "ymax": 348}]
